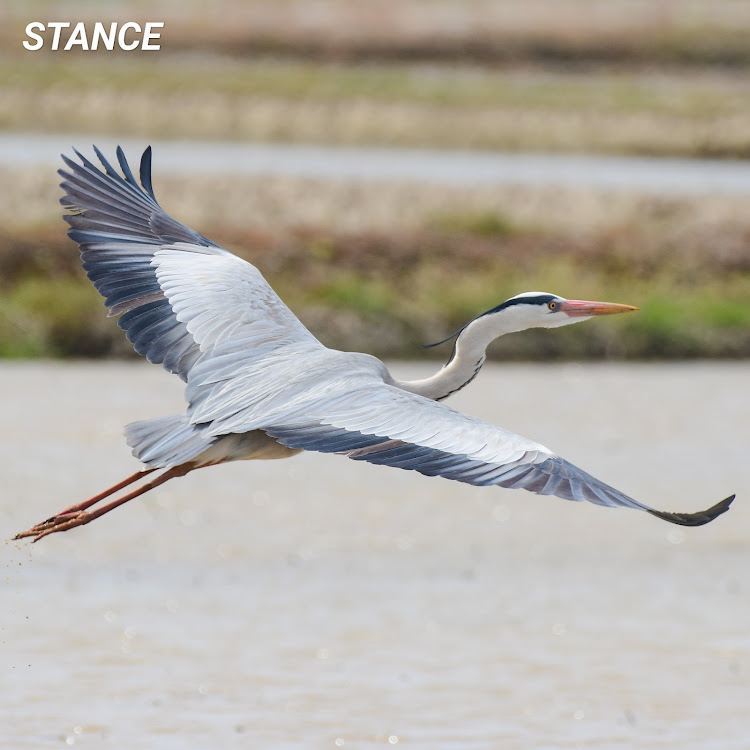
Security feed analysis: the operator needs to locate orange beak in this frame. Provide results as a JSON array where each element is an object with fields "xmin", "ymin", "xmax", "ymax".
[{"xmin": 559, "ymin": 299, "xmax": 639, "ymax": 318}]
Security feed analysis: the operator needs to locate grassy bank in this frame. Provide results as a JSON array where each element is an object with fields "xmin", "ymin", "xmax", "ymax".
[
  {"xmin": 6, "ymin": 2, "xmax": 750, "ymax": 157},
  {"xmin": 3, "ymin": 0, "xmax": 748, "ymax": 361},
  {"xmin": 2, "ymin": 214, "xmax": 748, "ymax": 361},
  {"xmin": 2, "ymin": 164, "xmax": 748, "ymax": 361},
  {"xmin": 3, "ymin": 161, "xmax": 748, "ymax": 360},
  {"xmin": 3, "ymin": 56, "xmax": 750, "ymax": 158}
]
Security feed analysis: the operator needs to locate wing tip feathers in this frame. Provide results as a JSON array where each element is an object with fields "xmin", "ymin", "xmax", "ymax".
[
  {"xmin": 139, "ymin": 146, "xmax": 156, "ymax": 200},
  {"xmin": 59, "ymin": 144, "xmax": 156, "ymax": 201},
  {"xmin": 647, "ymin": 493, "xmax": 735, "ymax": 527}
]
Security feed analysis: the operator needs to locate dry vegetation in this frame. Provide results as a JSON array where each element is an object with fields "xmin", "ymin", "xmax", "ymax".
[
  {"xmin": 5, "ymin": 1, "xmax": 750, "ymax": 65},
  {"xmin": 3, "ymin": 1, "xmax": 750, "ymax": 156},
  {"xmin": 3, "ymin": 57, "xmax": 750, "ymax": 158},
  {"xmin": 2, "ymin": 167, "xmax": 749, "ymax": 360},
  {"xmin": 2, "ymin": 0, "xmax": 749, "ymax": 359}
]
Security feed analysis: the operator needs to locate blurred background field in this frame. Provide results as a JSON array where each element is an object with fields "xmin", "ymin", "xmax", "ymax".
[
  {"xmin": 3, "ymin": 7, "xmax": 750, "ymax": 750},
  {"xmin": 1, "ymin": 0, "xmax": 749, "ymax": 360}
]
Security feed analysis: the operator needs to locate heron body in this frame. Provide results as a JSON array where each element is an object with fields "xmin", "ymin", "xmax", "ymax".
[{"xmin": 15, "ymin": 147, "xmax": 734, "ymax": 541}]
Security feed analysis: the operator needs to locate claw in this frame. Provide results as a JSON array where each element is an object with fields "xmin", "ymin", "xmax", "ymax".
[{"xmin": 14, "ymin": 510, "xmax": 93, "ymax": 542}]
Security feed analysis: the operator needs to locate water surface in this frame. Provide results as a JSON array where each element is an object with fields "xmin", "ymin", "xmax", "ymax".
[
  {"xmin": 4, "ymin": 133, "xmax": 750, "ymax": 194},
  {"xmin": 2, "ymin": 361, "xmax": 748, "ymax": 749}
]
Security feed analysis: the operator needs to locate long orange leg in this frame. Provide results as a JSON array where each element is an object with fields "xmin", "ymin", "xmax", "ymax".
[
  {"xmin": 57, "ymin": 468, "xmax": 156, "ymax": 516},
  {"xmin": 13, "ymin": 468, "xmax": 155, "ymax": 540},
  {"xmin": 14, "ymin": 463, "xmax": 195, "ymax": 542}
]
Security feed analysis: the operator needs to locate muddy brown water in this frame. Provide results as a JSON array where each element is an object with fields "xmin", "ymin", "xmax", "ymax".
[{"xmin": 2, "ymin": 361, "xmax": 748, "ymax": 749}]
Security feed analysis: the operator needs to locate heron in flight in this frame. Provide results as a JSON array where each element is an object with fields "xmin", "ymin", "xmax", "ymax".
[{"xmin": 15, "ymin": 147, "xmax": 734, "ymax": 542}]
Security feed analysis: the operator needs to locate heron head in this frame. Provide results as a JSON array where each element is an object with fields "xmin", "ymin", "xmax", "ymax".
[
  {"xmin": 424, "ymin": 291, "xmax": 638, "ymax": 351},
  {"xmin": 480, "ymin": 292, "xmax": 638, "ymax": 331}
]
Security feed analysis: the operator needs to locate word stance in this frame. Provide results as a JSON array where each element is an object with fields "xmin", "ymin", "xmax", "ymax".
[{"xmin": 23, "ymin": 22, "xmax": 164, "ymax": 51}]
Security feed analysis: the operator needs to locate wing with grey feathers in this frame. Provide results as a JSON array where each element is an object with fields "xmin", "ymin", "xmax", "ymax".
[
  {"xmin": 59, "ymin": 147, "xmax": 733, "ymax": 528},
  {"xmin": 240, "ymin": 379, "xmax": 731, "ymax": 526},
  {"xmin": 59, "ymin": 146, "xmax": 320, "ymax": 381}
]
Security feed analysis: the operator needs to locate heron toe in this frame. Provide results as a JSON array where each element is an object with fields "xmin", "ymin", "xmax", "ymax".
[{"xmin": 15, "ymin": 510, "xmax": 92, "ymax": 542}]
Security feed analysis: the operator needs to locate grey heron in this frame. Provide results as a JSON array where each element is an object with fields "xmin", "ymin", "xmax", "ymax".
[{"xmin": 15, "ymin": 146, "xmax": 734, "ymax": 542}]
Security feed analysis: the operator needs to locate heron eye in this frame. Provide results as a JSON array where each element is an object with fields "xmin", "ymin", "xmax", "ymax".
[{"xmin": 548, "ymin": 301, "xmax": 558, "ymax": 311}]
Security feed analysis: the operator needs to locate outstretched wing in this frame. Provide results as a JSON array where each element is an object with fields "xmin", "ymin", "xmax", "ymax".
[
  {"xmin": 59, "ymin": 146, "xmax": 321, "ymax": 381},
  {"xmin": 259, "ymin": 382, "xmax": 733, "ymax": 527}
]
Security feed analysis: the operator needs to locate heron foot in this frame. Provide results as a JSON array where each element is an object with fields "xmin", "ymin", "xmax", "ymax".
[
  {"xmin": 14, "ymin": 463, "xmax": 196, "ymax": 543},
  {"xmin": 14, "ymin": 510, "xmax": 95, "ymax": 542}
]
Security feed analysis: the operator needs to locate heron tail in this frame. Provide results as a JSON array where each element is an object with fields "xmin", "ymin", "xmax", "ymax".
[{"xmin": 125, "ymin": 414, "xmax": 212, "ymax": 468}]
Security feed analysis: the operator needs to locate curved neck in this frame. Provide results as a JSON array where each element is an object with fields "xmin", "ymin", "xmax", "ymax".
[{"xmin": 393, "ymin": 313, "xmax": 519, "ymax": 401}]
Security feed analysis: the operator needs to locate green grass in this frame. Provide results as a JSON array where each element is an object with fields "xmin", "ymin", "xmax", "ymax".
[
  {"xmin": 282, "ymin": 243, "xmax": 750, "ymax": 358},
  {"xmin": 4, "ymin": 56, "xmax": 750, "ymax": 157},
  {"xmin": 2, "ymin": 221, "xmax": 749, "ymax": 361},
  {"xmin": 0, "ymin": 276, "xmax": 112, "ymax": 358},
  {"xmin": 3, "ymin": 55, "xmax": 748, "ymax": 119},
  {"xmin": 429, "ymin": 211, "xmax": 519, "ymax": 238},
  {"xmin": 315, "ymin": 273, "xmax": 397, "ymax": 317}
]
